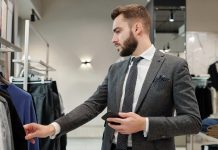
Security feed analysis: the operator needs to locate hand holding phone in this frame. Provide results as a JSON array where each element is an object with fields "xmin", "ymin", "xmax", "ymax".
[{"xmin": 101, "ymin": 112, "xmax": 121, "ymax": 125}]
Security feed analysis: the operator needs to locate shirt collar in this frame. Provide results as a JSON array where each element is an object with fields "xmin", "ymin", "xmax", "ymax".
[{"xmin": 131, "ymin": 44, "xmax": 156, "ymax": 61}]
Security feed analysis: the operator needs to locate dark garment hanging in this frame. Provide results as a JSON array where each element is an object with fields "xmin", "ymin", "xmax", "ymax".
[
  {"xmin": 28, "ymin": 83, "xmax": 62, "ymax": 150},
  {"xmin": 14, "ymin": 81, "xmax": 66, "ymax": 150},
  {"xmin": 59, "ymin": 114, "xmax": 67, "ymax": 150},
  {"xmin": 51, "ymin": 81, "xmax": 67, "ymax": 150},
  {"xmin": 195, "ymin": 87, "xmax": 213, "ymax": 119},
  {"xmin": 14, "ymin": 81, "xmax": 67, "ymax": 150},
  {"xmin": 208, "ymin": 62, "xmax": 218, "ymax": 91},
  {"xmin": 0, "ymin": 90, "xmax": 28, "ymax": 150}
]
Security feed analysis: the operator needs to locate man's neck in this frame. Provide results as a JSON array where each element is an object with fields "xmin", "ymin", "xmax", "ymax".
[{"xmin": 132, "ymin": 37, "xmax": 152, "ymax": 57}]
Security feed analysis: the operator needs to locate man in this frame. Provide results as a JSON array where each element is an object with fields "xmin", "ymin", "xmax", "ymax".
[{"xmin": 24, "ymin": 4, "xmax": 201, "ymax": 150}]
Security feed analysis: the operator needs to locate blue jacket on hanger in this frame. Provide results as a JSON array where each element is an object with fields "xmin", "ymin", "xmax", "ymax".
[{"xmin": 6, "ymin": 84, "xmax": 39, "ymax": 150}]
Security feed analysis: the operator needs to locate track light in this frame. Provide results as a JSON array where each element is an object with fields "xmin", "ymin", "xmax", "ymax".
[
  {"xmin": 30, "ymin": 9, "xmax": 40, "ymax": 22},
  {"xmin": 167, "ymin": 42, "xmax": 170, "ymax": 50},
  {"xmin": 169, "ymin": 10, "xmax": 174, "ymax": 22},
  {"xmin": 31, "ymin": 10, "xmax": 35, "ymax": 22}
]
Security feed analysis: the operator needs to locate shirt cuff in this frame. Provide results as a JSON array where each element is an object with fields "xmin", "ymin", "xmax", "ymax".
[
  {"xmin": 49, "ymin": 122, "xmax": 61, "ymax": 139},
  {"xmin": 143, "ymin": 117, "xmax": 149, "ymax": 137}
]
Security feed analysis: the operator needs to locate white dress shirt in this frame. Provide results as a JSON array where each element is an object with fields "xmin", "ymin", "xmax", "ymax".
[
  {"xmin": 113, "ymin": 44, "xmax": 156, "ymax": 146},
  {"xmin": 50, "ymin": 45, "xmax": 156, "ymax": 143}
]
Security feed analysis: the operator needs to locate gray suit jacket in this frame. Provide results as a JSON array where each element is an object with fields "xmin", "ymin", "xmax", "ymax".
[{"xmin": 55, "ymin": 50, "xmax": 201, "ymax": 150}]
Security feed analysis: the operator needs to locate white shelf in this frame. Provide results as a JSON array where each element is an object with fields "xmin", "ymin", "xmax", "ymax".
[
  {"xmin": 187, "ymin": 133, "xmax": 218, "ymax": 150},
  {"xmin": 198, "ymin": 132, "xmax": 218, "ymax": 143},
  {"xmin": 0, "ymin": 37, "xmax": 22, "ymax": 52}
]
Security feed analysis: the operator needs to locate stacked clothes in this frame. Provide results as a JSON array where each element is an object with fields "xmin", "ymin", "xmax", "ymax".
[
  {"xmin": 201, "ymin": 118, "xmax": 218, "ymax": 149},
  {"xmin": 202, "ymin": 118, "xmax": 218, "ymax": 132},
  {"xmin": 207, "ymin": 125, "xmax": 218, "ymax": 138}
]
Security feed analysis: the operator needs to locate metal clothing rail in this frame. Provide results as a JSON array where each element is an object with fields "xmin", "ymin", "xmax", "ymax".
[
  {"xmin": 13, "ymin": 59, "xmax": 56, "ymax": 71},
  {"xmin": 30, "ymin": 22, "xmax": 50, "ymax": 74},
  {"xmin": 20, "ymin": 20, "xmax": 55, "ymax": 91}
]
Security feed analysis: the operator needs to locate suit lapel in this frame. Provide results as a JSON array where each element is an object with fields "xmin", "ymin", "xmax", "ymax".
[
  {"xmin": 135, "ymin": 50, "xmax": 165, "ymax": 112},
  {"xmin": 115, "ymin": 58, "xmax": 130, "ymax": 112}
]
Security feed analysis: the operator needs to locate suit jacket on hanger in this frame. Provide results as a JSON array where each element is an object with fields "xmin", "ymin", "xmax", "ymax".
[{"xmin": 55, "ymin": 50, "xmax": 201, "ymax": 150}]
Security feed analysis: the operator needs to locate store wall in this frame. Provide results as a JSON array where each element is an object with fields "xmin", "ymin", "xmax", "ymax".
[
  {"xmin": 186, "ymin": 0, "xmax": 218, "ymax": 32},
  {"xmin": 186, "ymin": 32, "xmax": 218, "ymax": 75},
  {"xmin": 186, "ymin": 0, "xmax": 218, "ymax": 75},
  {"xmin": 25, "ymin": 0, "xmax": 146, "ymax": 137}
]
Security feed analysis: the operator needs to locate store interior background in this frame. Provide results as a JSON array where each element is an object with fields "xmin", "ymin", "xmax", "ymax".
[{"xmin": 12, "ymin": 0, "xmax": 218, "ymax": 149}]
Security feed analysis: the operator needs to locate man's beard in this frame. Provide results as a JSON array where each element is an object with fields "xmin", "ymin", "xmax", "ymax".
[{"xmin": 119, "ymin": 31, "xmax": 138, "ymax": 57}]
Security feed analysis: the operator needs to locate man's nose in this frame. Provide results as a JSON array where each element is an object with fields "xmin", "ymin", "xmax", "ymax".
[{"xmin": 112, "ymin": 35, "xmax": 118, "ymax": 44}]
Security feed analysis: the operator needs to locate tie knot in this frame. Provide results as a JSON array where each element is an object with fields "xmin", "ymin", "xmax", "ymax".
[{"xmin": 131, "ymin": 57, "xmax": 143, "ymax": 65}]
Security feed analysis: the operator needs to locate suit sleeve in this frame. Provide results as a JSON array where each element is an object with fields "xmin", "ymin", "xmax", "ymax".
[
  {"xmin": 54, "ymin": 66, "xmax": 112, "ymax": 136},
  {"xmin": 147, "ymin": 59, "xmax": 202, "ymax": 141}
]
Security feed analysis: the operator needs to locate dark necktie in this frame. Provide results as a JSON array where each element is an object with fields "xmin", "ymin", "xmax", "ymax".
[{"xmin": 116, "ymin": 57, "xmax": 143, "ymax": 150}]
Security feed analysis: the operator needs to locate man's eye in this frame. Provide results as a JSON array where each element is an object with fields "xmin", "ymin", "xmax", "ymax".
[{"xmin": 116, "ymin": 30, "xmax": 120, "ymax": 34}]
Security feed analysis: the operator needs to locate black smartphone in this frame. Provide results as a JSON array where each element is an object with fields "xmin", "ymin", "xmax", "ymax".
[{"xmin": 101, "ymin": 112, "xmax": 121, "ymax": 125}]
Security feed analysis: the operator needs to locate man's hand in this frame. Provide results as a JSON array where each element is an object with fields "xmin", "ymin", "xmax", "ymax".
[
  {"xmin": 107, "ymin": 112, "xmax": 146, "ymax": 134},
  {"xmin": 23, "ymin": 123, "xmax": 55, "ymax": 144}
]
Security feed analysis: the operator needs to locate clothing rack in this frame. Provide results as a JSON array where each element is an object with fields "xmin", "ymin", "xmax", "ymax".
[
  {"xmin": 12, "ymin": 20, "xmax": 55, "ymax": 91},
  {"xmin": 188, "ymin": 75, "xmax": 218, "ymax": 150}
]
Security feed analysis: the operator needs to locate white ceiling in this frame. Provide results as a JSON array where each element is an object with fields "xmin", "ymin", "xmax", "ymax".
[
  {"xmin": 17, "ymin": 0, "xmax": 218, "ymax": 33},
  {"xmin": 17, "ymin": 0, "xmax": 42, "ymax": 19}
]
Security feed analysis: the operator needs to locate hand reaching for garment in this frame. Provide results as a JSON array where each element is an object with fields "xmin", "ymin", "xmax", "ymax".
[{"xmin": 23, "ymin": 123, "xmax": 55, "ymax": 144}]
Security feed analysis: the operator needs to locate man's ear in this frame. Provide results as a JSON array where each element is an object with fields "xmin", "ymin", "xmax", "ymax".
[{"xmin": 133, "ymin": 22, "xmax": 143, "ymax": 35}]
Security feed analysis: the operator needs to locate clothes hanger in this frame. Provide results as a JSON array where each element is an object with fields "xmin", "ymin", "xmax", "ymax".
[{"xmin": 0, "ymin": 72, "xmax": 10, "ymax": 85}]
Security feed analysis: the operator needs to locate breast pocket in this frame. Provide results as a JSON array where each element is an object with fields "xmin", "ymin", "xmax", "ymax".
[{"xmin": 152, "ymin": 75, "xmax": 171, "ymax": 90}]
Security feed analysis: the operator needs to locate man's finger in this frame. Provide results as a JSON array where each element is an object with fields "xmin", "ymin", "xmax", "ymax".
[
  {"xmin": 25, "ymin": 131, "xmax": 39, "ymax": 140},
  {"xmin": 23, "ymin": 123, "xmax": 36, "ymax": 130},
  {"xmin": 108, "ymin": 123, "xmax": 123, "ymax": 130},
  {"xmin": 107, "ymin": 117, "xmax": 123, "ymax": 123},
  {"xmin": 30, "ymin": 139, "xmax": 36, "ymax": 144},
  {"xmin": 119, "ymin": 112, "xmax": 135, "ymax": 118}
]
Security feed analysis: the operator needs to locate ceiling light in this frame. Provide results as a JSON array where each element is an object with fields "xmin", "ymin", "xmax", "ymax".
[
  {"xmin": 169, "ymin": 10, "xmax": 174, "ymax": 22},
  {"xmin": 189, "ymin": 36, "xmax": 195, "ymax": 42}
]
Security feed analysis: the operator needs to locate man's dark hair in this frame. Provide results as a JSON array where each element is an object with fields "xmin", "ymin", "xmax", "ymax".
[{"xmin": 111, "ymin": 4, "xmax": 151, "ymax": 33}]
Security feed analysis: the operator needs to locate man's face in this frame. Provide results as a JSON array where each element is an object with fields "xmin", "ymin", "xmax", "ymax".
[{"xmin": 112, "ymin": 15, "xmax": 138, "ymax": 57}]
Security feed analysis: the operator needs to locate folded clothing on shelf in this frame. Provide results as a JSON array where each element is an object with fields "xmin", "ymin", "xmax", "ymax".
[
  {"xmin": 207, "ymin": 125, "xmax": 218, "ymax": 138},
  {"xmin": 202, "ymin": 118, "xmax": 218, "ymax": 132}
]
